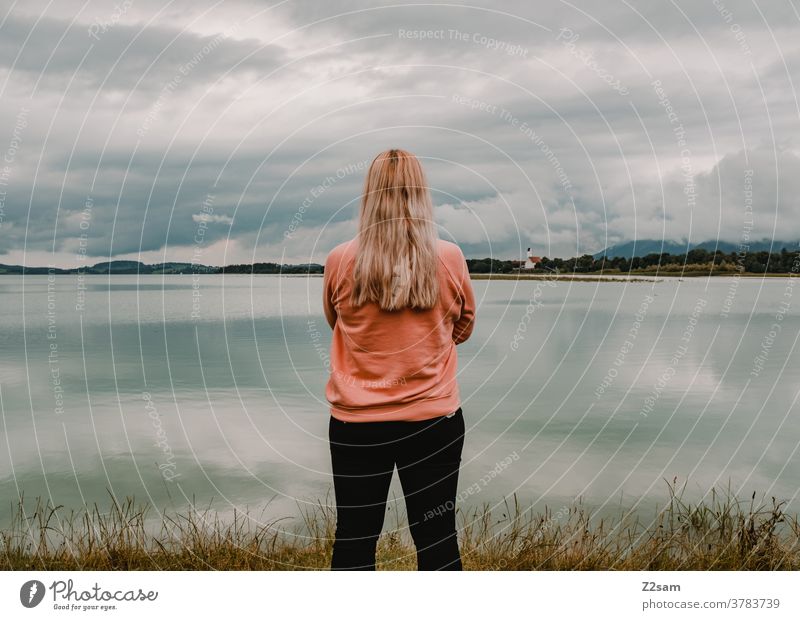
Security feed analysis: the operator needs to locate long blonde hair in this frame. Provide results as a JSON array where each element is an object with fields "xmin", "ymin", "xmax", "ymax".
[{"xmin": 350, "ymin": 149, "xmax": 439, "ymax": 311}]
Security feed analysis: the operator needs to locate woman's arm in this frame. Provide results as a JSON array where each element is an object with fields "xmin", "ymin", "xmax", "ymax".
[
  {"xmin": 453, "ymin": 251, "xmax": 475, "ymax": 344},
  {"xmin": 322, "ymin": 251, "xmax": 338, "ymax": 329}
]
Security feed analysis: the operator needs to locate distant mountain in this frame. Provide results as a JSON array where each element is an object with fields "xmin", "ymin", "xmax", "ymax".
[
  {"xmin": 0, "ymin": 260, "xmax": 217, "ymax": 275},
  {"xmin": 0, "ymin": 259, "xmax": 327, "ymax": 275},
  {"xmin": 0, "ymin": 264, "xmax": 67, "ymax": 275},
  {"xmin": 151, "ymin": 262, "xmax": 218, "ymax": 274},
  {"xmin": 593, "ymin": 238, "xmax": 798, "ymax": 259},
  {"xmin": 90, "ymin": 260, "xmax": 149, "ymax": 274}
]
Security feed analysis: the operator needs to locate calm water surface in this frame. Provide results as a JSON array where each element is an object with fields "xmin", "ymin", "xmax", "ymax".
[{"xmin": 1, "ymin": 274, "xmax": 799, "ymax": 525}]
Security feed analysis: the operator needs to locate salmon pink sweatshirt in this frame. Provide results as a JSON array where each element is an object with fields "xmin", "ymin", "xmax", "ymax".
[{"xmin": 323, "ymin": 238, "xmax": 476, "ymax": 422}]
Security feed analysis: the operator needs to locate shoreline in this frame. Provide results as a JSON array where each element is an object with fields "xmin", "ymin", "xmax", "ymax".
[
  {"xmin": 474, "ymin": 271, "xmax": 797, "ymax": 280},
  {"xmin": 4, "ymin": 482, "xmax": 799, "ymax": 570},
  {"xmin": 2, "ymin": 271, "xmax": 797, "ymax": 280}
]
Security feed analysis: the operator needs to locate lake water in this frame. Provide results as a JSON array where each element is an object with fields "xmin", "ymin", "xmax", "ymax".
[{"xmin": 1, "ymin": 274, "xmax": 799, "ymax": 528}]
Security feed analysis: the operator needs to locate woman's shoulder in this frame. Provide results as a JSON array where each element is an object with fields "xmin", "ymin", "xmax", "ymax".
[
  {"xmin": 325, "ymin": 238, "xmax": 357, "ymax": 266},
  {"xmin": 436, "ymin": 239, "xmax": 469, "ymax": 286},
  {"xmin": 436, "ymin": 239, "xmax": 466, "ymax": 263}
]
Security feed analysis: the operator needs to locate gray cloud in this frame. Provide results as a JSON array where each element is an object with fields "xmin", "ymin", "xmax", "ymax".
[
  {"xmin": 0, "ymin": 13, "xmax": 285, "ymax": 94},
  {"xmin": 0, "ymin": 0, "xmax": 797, "ymax": 267}
]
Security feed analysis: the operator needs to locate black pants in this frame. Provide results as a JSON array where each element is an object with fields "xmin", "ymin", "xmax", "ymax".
[{"xmin": 329, "ymin": 408, "xmax": 465, "ymax": 570}]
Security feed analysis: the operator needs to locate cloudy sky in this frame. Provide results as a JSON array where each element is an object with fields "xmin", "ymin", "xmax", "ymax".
[{"xmin": 0, "ymin": 0, "xmax": 798, "ymax": 267}]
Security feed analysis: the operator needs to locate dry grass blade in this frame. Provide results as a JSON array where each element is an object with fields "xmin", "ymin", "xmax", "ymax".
[{"xmin": 2, "ymin": 481, "xmax": 798, "ymax": 570}]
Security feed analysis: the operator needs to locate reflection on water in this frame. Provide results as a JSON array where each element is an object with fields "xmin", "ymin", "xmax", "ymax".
[{"xmin": 1, "ymin": 274, "xmax": 799, "ymax": 525}]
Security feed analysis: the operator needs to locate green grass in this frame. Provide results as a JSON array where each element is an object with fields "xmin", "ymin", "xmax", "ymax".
[{"xmin": 2, "ymin": 480, "xmax": 799, "ymax": 570}]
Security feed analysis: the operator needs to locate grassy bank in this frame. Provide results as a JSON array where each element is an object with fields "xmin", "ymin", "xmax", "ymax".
[
  {"xmin": 470, "ymin": 271, "xmax": 796, "ymax": 281},
  {"xmin": 469, "ymin": 274, "xmax": 663, "ymax": 282},
  {"xmin": 2, "ymin": 481, "xmax": 799, "ymax": 570}
]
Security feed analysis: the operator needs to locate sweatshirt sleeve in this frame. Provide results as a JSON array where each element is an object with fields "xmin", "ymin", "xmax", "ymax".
[
  {"xmin": 322, "ymin": 249, "xmax": 338, "ymax": 329},
  {"xmin": 452, "ymin": 248, "xmax": 475, "ymax": 345}
]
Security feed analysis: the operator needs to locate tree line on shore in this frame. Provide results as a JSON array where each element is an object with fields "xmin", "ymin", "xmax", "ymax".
[
  {"xmin": 3, "ymin": 247, "xmax": 798, "ymax": 275},
  {"xmin": 213, "ymin": 246, "xmax": 800, "ymax": 275},
  {"xmin": 467, "ymin": 247, "xmax": 800, "ymax": 275}
]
